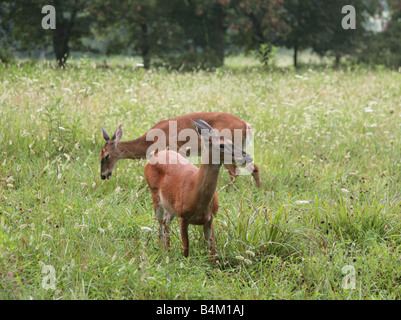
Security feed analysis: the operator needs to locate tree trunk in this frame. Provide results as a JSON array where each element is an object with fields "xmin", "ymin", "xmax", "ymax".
[
  {"xmin": 335, "ymin": 53, "xmax": 341, "ymax": 67},
  {"xmin": 293, "ymin": 43, "xmax": 298, "ymax": 68},
  {"xmin": 209, "ymin": 3, "xmax": 226, "ymax": 67},
  {"xmin": 140, "ymin": 22, "xmax": 150, "ymax": 69},
  {"xmin": 52, "ymin": 0, "xmax": 78, "ymax": 68},
  {"xmin": 248, "ymin": 13, "xmax": 267, "ymax": 47},
  {"xmin": 53, "ymin": 30, "xmax": 69, "ymax": 68}
]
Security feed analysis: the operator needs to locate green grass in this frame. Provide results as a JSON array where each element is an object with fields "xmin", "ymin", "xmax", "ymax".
[{"xmin": 0, "ymin": 57, "xmax": 401, "ymax": 299}]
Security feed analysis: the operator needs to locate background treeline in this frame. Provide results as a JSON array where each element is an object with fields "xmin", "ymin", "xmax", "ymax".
[{"xmin": 0, "ymin": 0, "xmax": 400, "ymax": 69}]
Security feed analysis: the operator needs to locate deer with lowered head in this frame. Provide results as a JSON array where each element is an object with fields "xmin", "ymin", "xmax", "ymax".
[
  {"xmin": 100, "ymin": 112, "xmax": 262, "ymax": 188},
  {"xmin": 144, "ymin": 118, "xmax": 253, "ymax": 258}
]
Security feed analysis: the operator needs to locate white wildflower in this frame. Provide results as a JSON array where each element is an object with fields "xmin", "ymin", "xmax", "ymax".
[{"xmin": 295, "ymin": 200, "xmax": 310, "ymax": 204}]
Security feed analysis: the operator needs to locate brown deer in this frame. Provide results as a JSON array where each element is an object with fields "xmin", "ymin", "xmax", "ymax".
[
  {"xmin": 100, "ymin": 112, "xmax": 262, "ymax": 188},
  {"xmin": 144, "ymin": 118, "xmax": 253, "ymax": 258}
]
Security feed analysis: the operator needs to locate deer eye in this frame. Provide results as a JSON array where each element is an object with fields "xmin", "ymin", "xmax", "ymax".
[{"xmin": 105, "ymin": 153, "xmax": 110, "ymax": 160}]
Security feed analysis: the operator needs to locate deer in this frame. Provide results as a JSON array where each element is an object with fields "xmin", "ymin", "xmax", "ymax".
[
  {"xmin": 100, "ymin": 112, "xmax": 262, "ymax": 188},
  {"xmin": 144, "ymin": 118, "xmax": 254, "ymax": 259}
]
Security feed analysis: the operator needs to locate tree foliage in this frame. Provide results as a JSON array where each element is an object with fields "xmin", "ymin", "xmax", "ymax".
[
  {"xmin": 3, "ymin": 0, "xmax": 91, "ymax": 67},
  {"xmin": 227, "ymin": 0, "xmax": 286, "ymax": 51},
  {"xmin": 1, "ymin": 0, "xmax": 398, "ymax": 69},
  {"xmin": 310, "ymin": 0, "xmax": 380, "ymax": 66},
  {"xmin": 360, "ymin": 0, "xmax": 401, "ymax": 68},
  {"xmin": 279, "ymin": 0, "xmax": 324, "ymax": 67}
]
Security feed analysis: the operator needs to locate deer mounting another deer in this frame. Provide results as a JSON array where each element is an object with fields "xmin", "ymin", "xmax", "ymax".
[
  {"xmin": 100, "ymin": 112, "xmax": 262, "ymax": 188},
  {"xmin": 144, "ymin": 118, "xmax": 253, "ymax": 259}
]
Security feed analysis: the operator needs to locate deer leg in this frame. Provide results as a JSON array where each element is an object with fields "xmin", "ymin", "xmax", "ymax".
[
  {"xmin": 224, "ymin": 164, "xmax": 239, "ymax": 183},
  {"xmin": 225, "ymin": 163, "xmax": 262, "ymax": 188},
  {"xmin": 203, "ymin": 216, "xmax": 216, "ymax": 260},
  {"xmin": 155, "ymin": 205, "xmax": 167, "ymax": 248},
  {"xmin": 179, "ymin": 218, "xmax": 189, "ymax": 257},
  {"xmin": 164, "ymin": 212, "xmax": 174, "ymax": 249},
  {"xmin": 244, "ymin": 162, "xmax": 262, "ymax": 188},
  {"xmin": 250, "ymin": 163, "xmax": 262, "ymax": 188}
]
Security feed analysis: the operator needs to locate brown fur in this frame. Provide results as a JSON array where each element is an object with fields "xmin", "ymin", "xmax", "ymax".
[
  {"xmin": 144, "ymin": 119, "xmax": 253, "ymax": 258},
  {"xmin": 100, "ymin": 112, "xmax": 262, "ymax": 187}
]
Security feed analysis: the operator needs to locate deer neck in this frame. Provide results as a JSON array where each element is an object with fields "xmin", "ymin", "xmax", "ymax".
[
  {"xmin": 194, "ymin": 147, "xmax": 222, "ymax": 204},
  {"xmin": 116, "ymin": 135, "xmax": 149, "ymax": 160}
]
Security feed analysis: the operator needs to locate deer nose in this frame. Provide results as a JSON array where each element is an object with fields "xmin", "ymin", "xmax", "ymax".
[
  {"xmin": 237, "ymin": 151, "xmax": 252, "ymax": 166},
  {"xmin": 244, "ymin": 154, "xmax": 253, "ymax": 165},
  {"xmin": 244, "ymin": 151, "xmax": 253, "ymax": 163},
  {"xmin": 101, "ymin": 174, "xmax": 106, "ymax": 180}
]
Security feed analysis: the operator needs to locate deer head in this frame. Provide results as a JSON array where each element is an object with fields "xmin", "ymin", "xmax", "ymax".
[
  {"xmin": 191, "ymin": 118, "xmax": 253, "ymax": 167},
  {"xmin": 100, "ymin": 125, "xmax": 122, "ymax": 180}
]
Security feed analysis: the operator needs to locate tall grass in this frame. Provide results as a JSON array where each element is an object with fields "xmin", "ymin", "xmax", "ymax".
[{"xmin": 0, "ymin": 58, "xmax": 401, "ymax": 299}]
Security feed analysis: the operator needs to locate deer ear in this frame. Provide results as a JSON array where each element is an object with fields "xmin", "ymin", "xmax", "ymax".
[
  {"xmin": 102, "ymin": 127, "xmax": 110, "ymax": 141},
  {"xmin": 195, "ymin": 118, "xmax": 217, "ymax": 139},
  {"xmin": 190, "ymin": 118, "xmax": 201, "ymax": 136},
  {"xmin": 197, "ymin": 118, "xmax": 214, "ymax": 131},
  {"xmin": 191, "ymin": 119, "xmax": 209, "ymax": 139},
  {"xmin": 111, "ymin": 125, "xmax": 122, "ymax": 143}
]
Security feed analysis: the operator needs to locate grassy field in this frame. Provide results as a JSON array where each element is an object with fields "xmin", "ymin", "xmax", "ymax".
[{"xmin": 1, "ymin": 56, "xmax": 401, "ymax": 300}]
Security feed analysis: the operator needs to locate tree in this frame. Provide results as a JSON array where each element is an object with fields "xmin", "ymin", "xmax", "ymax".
[
  {"xmin": 5, "ymin": 0, "xmax": 91, "ymax": 68},
  {"xmin": 90, "ymin": 0, "xmax": 175, "ymax": 69},
  {"xmin": 1, "ymin": 1, "xmax": 49, "ymax": 58},
  {"xmin": 0, "ymin": 2, "xmax": 15, "ymax": 62},
  {"xmin": 310, "ymin": 0, "xmax": 380, "ymax": 66},
  {"xmin": 90, "ymin": 0, "xmax": 232, "ymax": 69},
  {"xmin": 360, "ymin": 0, "xmax": 401, "ymax": 68},
  {"xmin": 227, "ymin": 0, "xmax": 287, "ymax": 52},
  {"xmin": 165, "ymin": 0, "xmax": 230, "ymax": 68},
  {"xmin": 279, "ymin": 0, "xmax": 323, "ymax": 67},
  {"xmin": 51, "ymin": 0, "xmax": 91, "ymax": 68}
]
